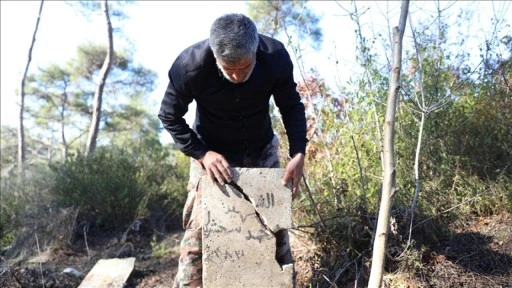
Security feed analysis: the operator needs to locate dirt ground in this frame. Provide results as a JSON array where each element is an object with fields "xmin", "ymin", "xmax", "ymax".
[
  {"xmin": 0, "ymin": 213, "xmax": 511, "ymax": 288},
  {"xmin": 420, "ymin": 212, "xmax": 512, "ymax": 288}
]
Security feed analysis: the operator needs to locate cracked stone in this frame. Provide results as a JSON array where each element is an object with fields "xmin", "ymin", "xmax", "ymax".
[{"xmin": 202, "ymin": 168, "xmax": 294, "ymax": 288}]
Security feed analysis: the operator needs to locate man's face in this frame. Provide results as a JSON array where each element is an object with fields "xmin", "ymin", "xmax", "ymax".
[{"xmin": 216, "ymin": 56, "xmax": 256, "ymax": 84}]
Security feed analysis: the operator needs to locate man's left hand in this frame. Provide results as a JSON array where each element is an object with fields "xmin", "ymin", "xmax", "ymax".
[{"xmin": 281, "ymin": 153, "xmax": 304, "ymax": 199}]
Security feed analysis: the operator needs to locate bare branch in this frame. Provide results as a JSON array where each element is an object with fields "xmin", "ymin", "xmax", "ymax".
[{"xmin": 19, "ymin": 0, "xmax": 44, "ymax": 171}]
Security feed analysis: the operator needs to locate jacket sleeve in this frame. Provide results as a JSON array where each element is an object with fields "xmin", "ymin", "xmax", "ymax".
[
  {"xmin": 272, "ymin": 48, "xmax": 308, "ymax": 157},
  {"xmin": 158, "ymin": 63, "xmax": 208, "ymax": 160}
]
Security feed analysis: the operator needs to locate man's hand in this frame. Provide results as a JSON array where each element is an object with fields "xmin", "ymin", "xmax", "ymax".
[
  {"xmin": 281, "ymin": 153, "xmax": 304, "ymax": 198},
  {"xmin": 199, "ymin": 151, "xmax": 232, "ymax": 185}
]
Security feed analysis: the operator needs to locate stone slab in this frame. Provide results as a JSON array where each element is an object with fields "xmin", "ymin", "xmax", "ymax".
[
  {"xmin": 78, "ymin": 257, "xmax": 135, "ymax": 288},
  {"xmin": 202, "ymin": 168, "xmax": 293, "ymax": 288}
]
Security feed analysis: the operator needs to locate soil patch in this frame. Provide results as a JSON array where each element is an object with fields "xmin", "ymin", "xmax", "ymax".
[{"xmin": 1, "ymin": 213, "xmax": 511, "ymax": 287}]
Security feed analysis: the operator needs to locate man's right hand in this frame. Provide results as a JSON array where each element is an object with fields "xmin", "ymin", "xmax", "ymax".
[{"xmin": 199, "ymin": 151, "xmax": 233, "ymax": 185}]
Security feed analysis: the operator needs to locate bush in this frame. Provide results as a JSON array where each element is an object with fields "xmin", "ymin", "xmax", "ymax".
[
  {"xmin": 1, "ymin": 145, "xmax": 189, "ymax": 263},
  {"xmin": 132, "ymin": 146, "xmax": 189, "ymax": 230},
  {"xmin": 48, "ymin": 145, "xmax": 189, "ymax": 232},
  {"xmin": 50, "ymin": 147, "xmax": 145, "ymax": 230},
  {"xmin": 0, "ymin": 163, "xmax": 57, "ymax": 257}
]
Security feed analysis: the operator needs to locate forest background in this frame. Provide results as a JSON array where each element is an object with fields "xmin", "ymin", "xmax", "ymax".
[{"xmin": 1, "ymin": 1, "xmax": 511, "ymax": 287}]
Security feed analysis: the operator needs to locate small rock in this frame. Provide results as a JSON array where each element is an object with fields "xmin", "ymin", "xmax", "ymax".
[{"xmin": 63, "ymin": 267, "xmax": 82, "ymax": 277}]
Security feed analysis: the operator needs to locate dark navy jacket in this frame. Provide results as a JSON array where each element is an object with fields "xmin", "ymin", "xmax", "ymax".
[{"xmin": 158, "ymin": 34, "xmax": 307, "ymax": 161}]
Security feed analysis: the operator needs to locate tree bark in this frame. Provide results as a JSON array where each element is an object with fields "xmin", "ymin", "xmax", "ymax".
[
  {"xmin": 18, "ymin": 0, "xmax": 44, "ymax": 172},
  {"xmin": 85, "ymin": 0, "xmax": 113, "ymax": 156},
  {"xmin": 368, "ymin": 1, "xmax": 409, "ymax": 287},
  {"xmin": 61, "ymin": 93, "xmax": 69, "ymax": 159}
]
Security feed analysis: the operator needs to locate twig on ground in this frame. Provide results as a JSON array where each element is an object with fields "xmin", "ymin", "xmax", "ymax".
[
  {"xmin": 83, "ymin": 226, "xmax": 90, "ymax": 259},
  {"xmin": 68, "ymin": 208, "xmax": 79, "ymax": 245},
  {"xmin": 323, "ymin": 274, "xmax": 339, "ymax": 288},
  {"xmin": 35, "ymin": 233, "xmax": 45, "ymax": 288}
]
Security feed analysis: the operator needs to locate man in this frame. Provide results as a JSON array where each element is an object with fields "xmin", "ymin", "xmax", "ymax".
[{"xmin": 158, "ymin": 13, "xmax": 307, "ymax": 288}]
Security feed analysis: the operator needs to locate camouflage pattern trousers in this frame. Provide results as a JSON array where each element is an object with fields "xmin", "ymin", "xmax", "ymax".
[{"xmin": 172, "ymin": 135, "xmax": 293, "ymax": 288}]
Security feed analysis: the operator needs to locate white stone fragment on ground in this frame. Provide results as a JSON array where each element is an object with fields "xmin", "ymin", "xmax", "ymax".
[
  {"xmin": 63, "ymin": 267, "xmax": 82, "ymax": 277},
  {"xmin": 78, "ymin": 257, "xmax": 135, "ymax": 288}
]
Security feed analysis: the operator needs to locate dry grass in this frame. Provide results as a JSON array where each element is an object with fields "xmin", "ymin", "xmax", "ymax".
[{"xmin": 1, "ymin": 213, "xmax": 511, "ymax": 287}]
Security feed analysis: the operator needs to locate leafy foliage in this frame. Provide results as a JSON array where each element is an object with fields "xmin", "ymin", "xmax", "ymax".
[
  {"xmin": 49, "ymin": 147, "xmax": 142, "ymax": 230},
  {"xmin": 247, "ymin": 0, "xmax": 322, "ymax": 49},
  {"xmin": 48, "ymin": 145, "xmax": 188, "ymax": 231},
  {"xmin": 132, "ymin": 144, "xmax": 189, "ymax": 225},
  {"xmin": 22, "ymin": 44, "xmax": 158, "ymax": 162},
  {"xmin": 284, "ymin": 2, "xmax": 512, "ymax": 286},
  {"xmin": 0, "ymin": 163, "xmax": 56, "ymax": 252}
]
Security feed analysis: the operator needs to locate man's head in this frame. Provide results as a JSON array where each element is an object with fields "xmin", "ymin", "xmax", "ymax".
[{"xmin": 210, "ymin": 13, "xmax": 259, "ymax": 84}]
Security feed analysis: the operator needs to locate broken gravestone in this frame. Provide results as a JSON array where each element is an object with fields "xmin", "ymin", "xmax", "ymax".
[{"xmin": 202, "ymin": 168, "xmax": 294, "ymax": 287}]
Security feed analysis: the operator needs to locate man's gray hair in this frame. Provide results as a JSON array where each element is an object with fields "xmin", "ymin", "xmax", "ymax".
[{"xmin": 209, "ymin": 13, "xmax": 259, "ymax": 63}]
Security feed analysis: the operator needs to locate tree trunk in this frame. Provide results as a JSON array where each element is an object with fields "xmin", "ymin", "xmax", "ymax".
[
  {"xmin": 18, "ymin": 0, "xmax": 44, "ymax": 172},
  {"xmin": 368, "ymin": 1, "xmax": 409, "ymax": 287},
  {"xmin": 85, "ymin": 0, "xmax": 114, "ymax": 156},
  {"xmin": 61, "ymin": 95, "xmax": 69, "ymax": 159},
  {"xmin": 408, "ymin": 111, "xmax": 425, "ymax": 244}
]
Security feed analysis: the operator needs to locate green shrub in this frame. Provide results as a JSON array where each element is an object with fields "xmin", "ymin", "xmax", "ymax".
[
  {"xmin": 132, "ymin": 146, "xmax": 189, "ymax": 229},
  {"xmin": 48, "ymin": 145, "xmax": 189, "ymax": 232},
  {"xmin": 0, "ymin": 163, "xmax": 56, "ymax": 255},
  {"xmin": 50, "ymin": 147, "xmax": 144, "ymax": 230}
]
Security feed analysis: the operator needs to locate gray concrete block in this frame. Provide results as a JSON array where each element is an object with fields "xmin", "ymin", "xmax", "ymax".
[{"xmin": 202, "ymin": 168, "xmax": 294, "ymax": 288}]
